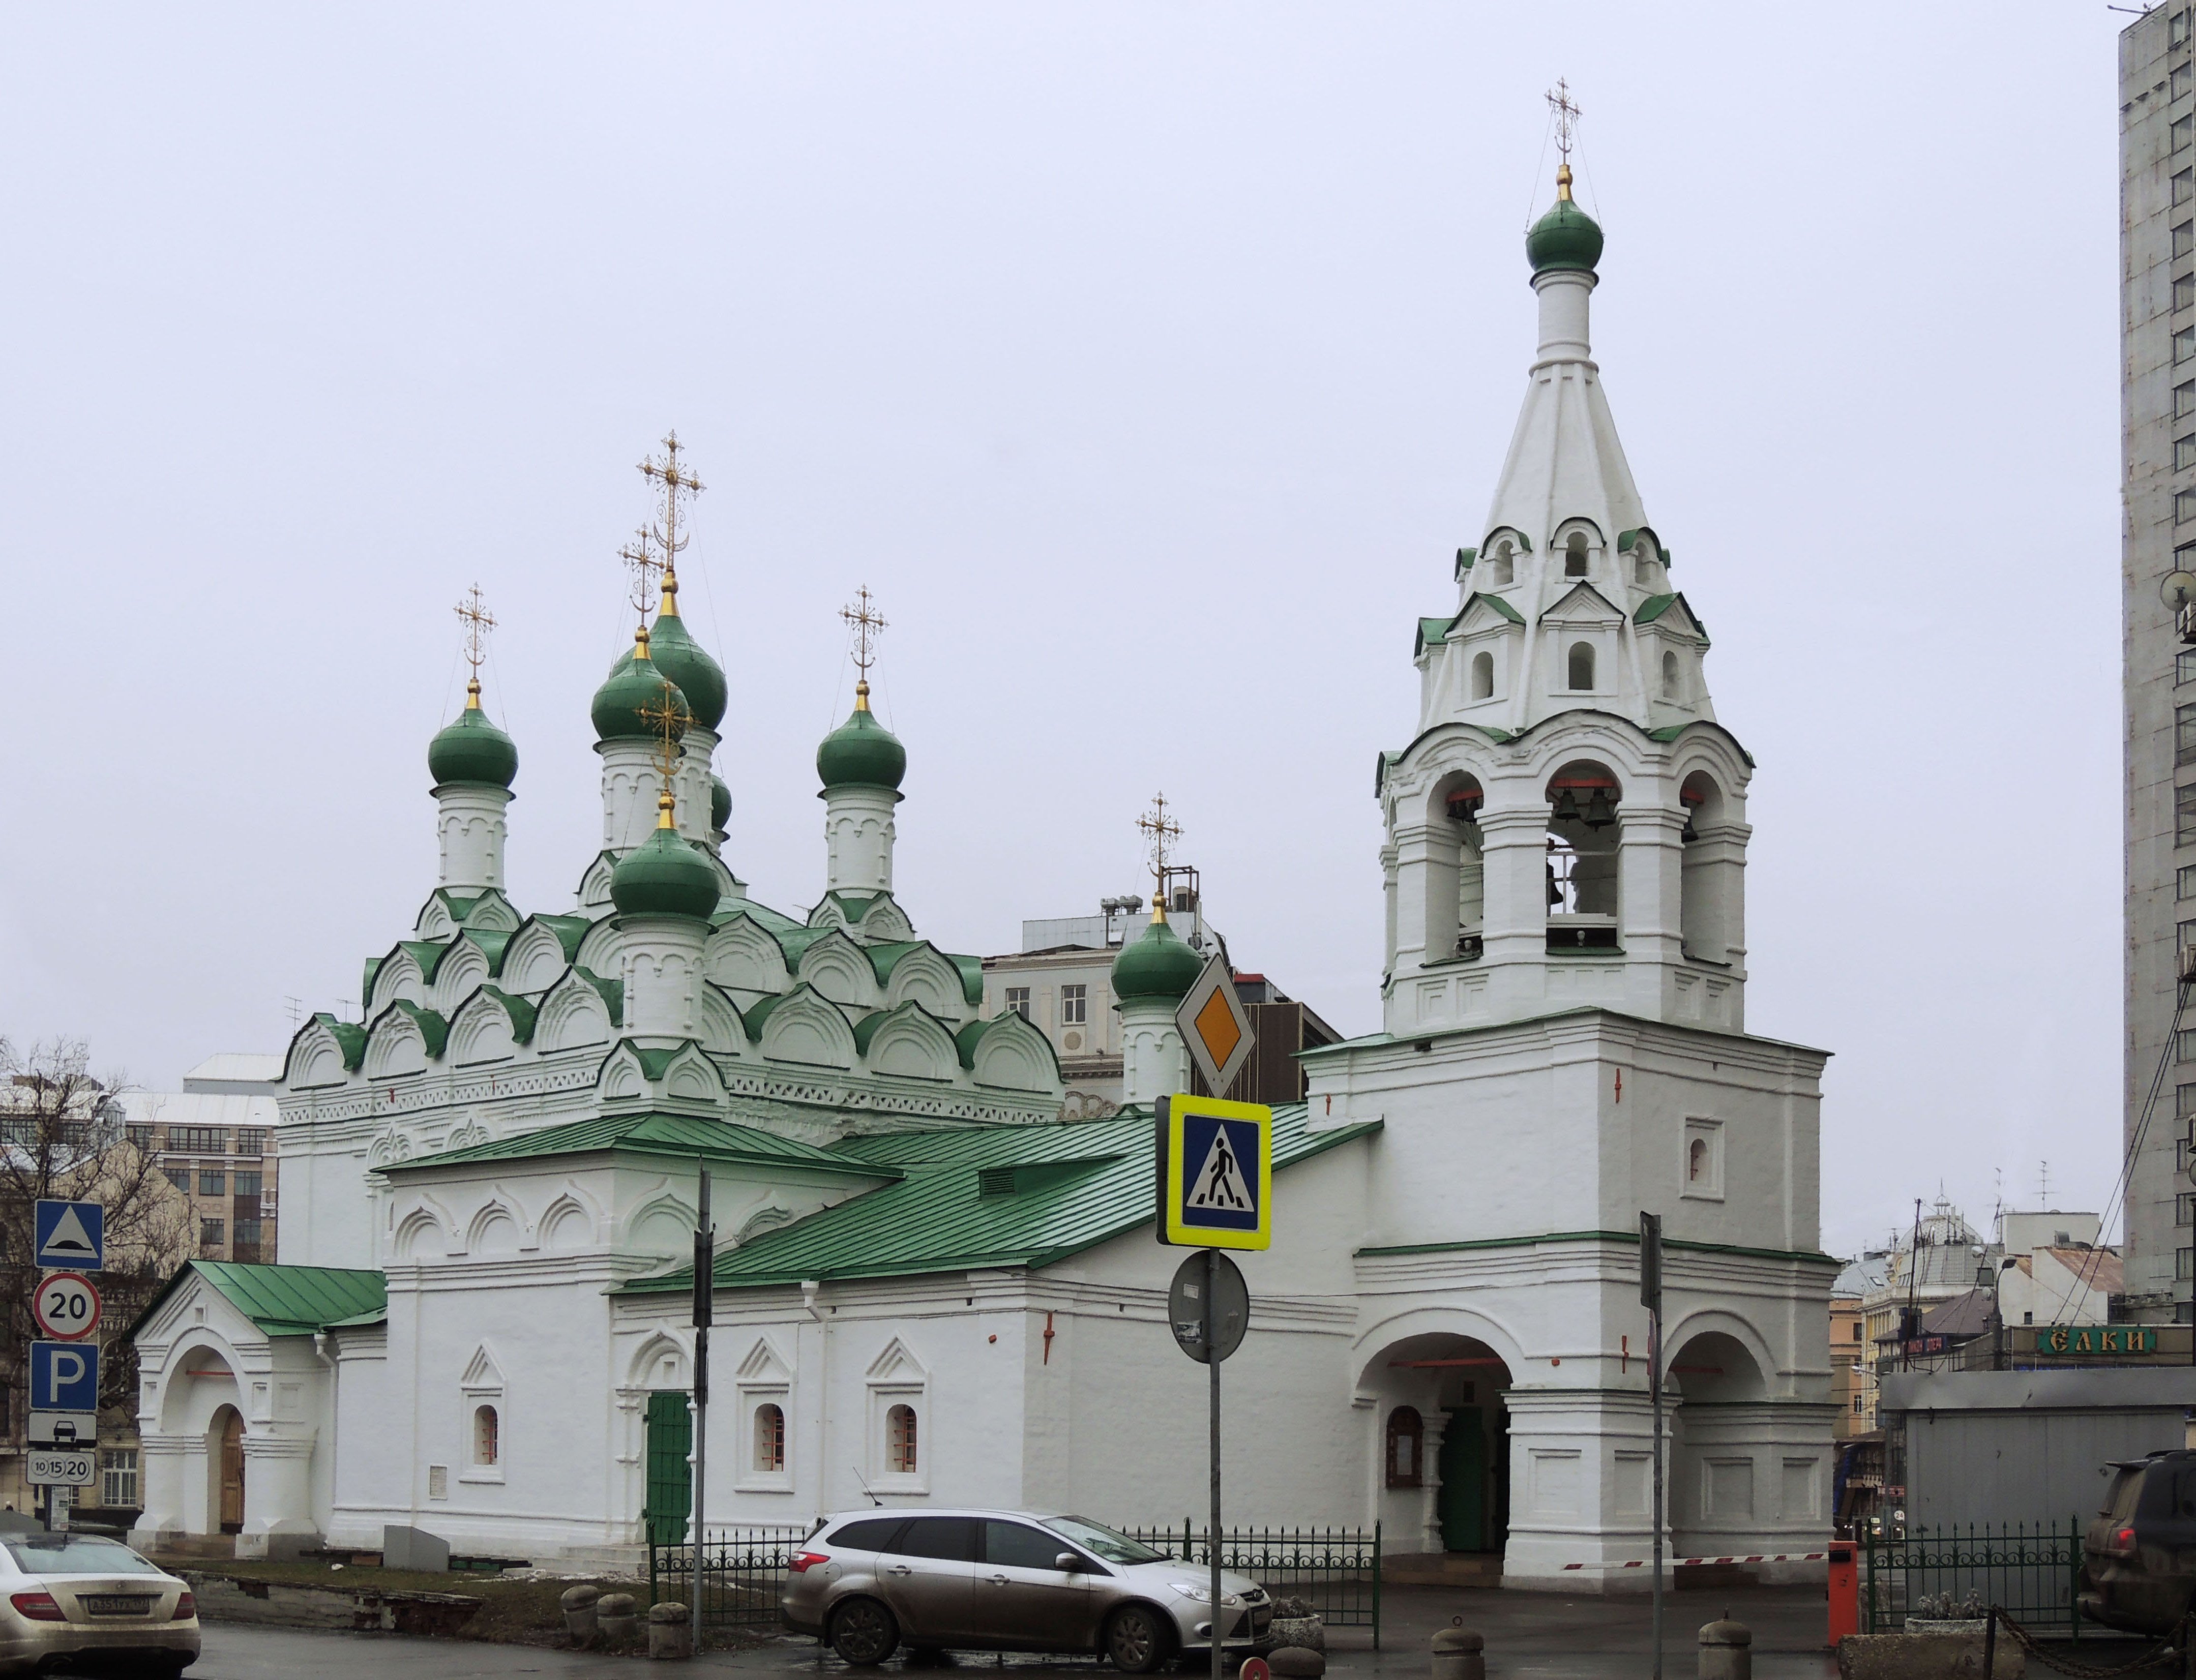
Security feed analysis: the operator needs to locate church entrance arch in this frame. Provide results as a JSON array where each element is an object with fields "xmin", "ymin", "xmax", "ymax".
[
  {"xmin": 1665, "ymin": 1326, "xmax": 1771, "ymax": 1556},
  {"xmin": 212, "ymin": 1407, "xmax": 245, "ymax": 1535},
  {"xmin": 1361, "ymin": 1332, "xmax": 1511, "ymax": 1558}
]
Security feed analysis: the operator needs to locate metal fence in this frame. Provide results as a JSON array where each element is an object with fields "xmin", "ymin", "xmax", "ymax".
[
  {"xmin": 1119, "ymin": 1522, "xmax": 1382, "ymax": 1648},
  {"xmin": 647, "ymin": 1523, "xmax": 810, "ymax": 1633},
  {"xmin": 1861, "ymin": 1519, "xmax": 2084, "ymax": 1638}
]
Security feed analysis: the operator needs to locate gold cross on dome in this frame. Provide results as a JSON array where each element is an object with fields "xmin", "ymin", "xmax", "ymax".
[
  {"xmin": 639, "ymin": 430, "xmax": 705, "ymax": 588},
  {"xmin": 454, "ymin": 584, "xmax": 496, "ymax": 681},
  {"xmin": 619, "ymin": 526, "xmax": 662, "ymax": 627},
  {"xmin": 840, "ymin": 586, "xmax": 887, "ymax": 683},
  {"xmin": 636, "ymin": 679, "xmax": 686, "ymax": 821},
  {"xmin": 1136, "ymin": 792, "xmax": 1182, "ymax": 890},
  {"xmin": 1547, "ymin": 79, "xmax": 1581, "ymax": 165}
]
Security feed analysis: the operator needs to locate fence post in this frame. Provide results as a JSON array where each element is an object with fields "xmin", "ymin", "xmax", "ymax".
[
  {"xmin": 2069, "ymin": 1515, "xmax": 2081, "ymax": 1644},
  {"xmin": 1862, "ymin": 1523, "xmax": 1875, "ymax": 1635},
  {"xmin": 647, "ymin": 1533, "xmax": 658, "ymax": 1607},
  {"xmin": 1373, "ymin": 1519, "xmax": 1382, "ymax": 1651}
]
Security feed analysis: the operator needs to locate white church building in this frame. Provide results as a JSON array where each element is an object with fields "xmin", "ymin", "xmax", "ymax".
[{"xmin": 130, "ymin": 165, "xmax": 1834, "ymax": 1590}]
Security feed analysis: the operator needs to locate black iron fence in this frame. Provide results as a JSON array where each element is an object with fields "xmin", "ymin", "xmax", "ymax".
[
  {"xmin": 1861, "ymin": 1519, "xmax": 2084, "ymax": 1638},
  {"xmin": 647, "ymin": 1523, "xmax": 810, "ymax": 1633},
  {"xmin": 1119, "ymin": 1522, "xmax": 1382, "ymax": 1648}
]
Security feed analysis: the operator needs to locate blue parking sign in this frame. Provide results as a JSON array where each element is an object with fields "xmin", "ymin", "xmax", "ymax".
[
  {"xmin": 34, "ymin": 1201, "xmax": 103, "ymax": 1272},
  {"xmin": 29, "ymin": 1342, "xmax": 98, "ymax": 1413}
]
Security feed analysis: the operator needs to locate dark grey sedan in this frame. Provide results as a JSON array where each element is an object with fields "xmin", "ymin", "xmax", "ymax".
[{"xmin": 782, "ymin": 1509, "xmax": 1269, "ymax": 1672}]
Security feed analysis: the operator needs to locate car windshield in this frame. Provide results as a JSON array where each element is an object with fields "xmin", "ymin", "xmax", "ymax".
[
  {"xmin": 5, "ymin": 1537, "xmax": 156, "ymax": 1576},
  {"xmin": 1041, "ymin": 1516, "xmax": 1167, "ymax": 1565}
]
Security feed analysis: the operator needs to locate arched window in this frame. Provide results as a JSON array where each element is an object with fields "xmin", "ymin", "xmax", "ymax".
[
  {"xmin": 1487, "ymin": 542, "xmax": 1514, "ymax": 588},
  {"xmin": 1687, "ymin": 1138, "xmax": 1709, "ymax": 1184},
  {"xmin": 1567, "ymin": 642, "xmax": 1595, "ymax": 691},
  {"xmin": 1565, "ymin": 533, "xmax": 1589, "ymax": 577},
  {"xmin": 1385, "ymin": 1406, "xmax": 1424, "ymax": 1488},
  {"xmin": 887, "ymin": 1403, "xmax": 918, "ymax": 1474},
  {"xmin": 754, "ymin": 1402, "xmax": 785, "ymax": 1473},
  {"xmin": 472, "ymin": 1404, "xmax": 499, "ymax": 1467},
  {"xmin": 1661, "ymin": 650, "xmax": 1680, "ymax": 700},
  {"xmin": 1679, "ymin": 771, "xmax": 1730, "ymax": 963},
  {"xmin": 1470, "ymin": 651, "xmax": 1494, "ymax": 700}
]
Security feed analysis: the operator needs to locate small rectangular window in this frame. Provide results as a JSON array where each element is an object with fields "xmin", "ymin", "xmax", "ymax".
[
  {"xmin": 2178, "ymin": 327, "xmax": 2196, "ymax": 368},
  {"xmin": 2179, "ymin": 275, "xmax": 2196, "ymax": 315},
  {"xmin": 2178, "ymin": 222, "xmax": 2195, "ymax": 259},
  {"xmin": 2181, "ymin": 651, "xmax": 2196, "ymax": 685},
  {"xmin": 163, "ymin": 1166, "xmax": 189, "ymax": 1193},
  {"xmin": 233, "ymin": 1170, "xmax": 261, "ymax": 1197},
  {"xmin": 99, "ymin": 1448, "xmax": 137, "ymax": 1511},
  {"xmin": 1003, "ymin": 986, "xmax": 1030, "ymax": 1022},
  {"xmin": 1059, "ymin": 984, "xmax": 1087, "ymax": 1026},
  {"xmin": 2180, "ymin": 1246, "xmax": 2195, "ymax": 1281},
  {"xmin": 2180, "ymin": 1193, "xmax": 2195, "ymax": 1226},
  {"xmin": 2178, "ymin": 169, "xmax": 2193, "ymax": 207},
  {"xmin": 2180, "ymin": 435, "xmax": 2196, "ymax": 471},
  {"xmin": 2177, "ymin": 63, "xmax": 2194, "ymax": 101},
  {"xmin": 2180, "ymin": 865, "xmax": 2196, "ymax": 897},
  {"xmin": 199, "ymin": 1218, "xmax": 224, "ymax": 1248},
  {"xmin": 2178, "ymin": 111, "xmax": 2194, "ymax": 148},
  {"xmin": 233, "ymin": 1129, "xmax": 266, "ymax": 1156},
  {"xmin": 232, "ymin": 1219, "xmax": 262, "ymax": 1245},
  {"xmin": 2181, "ymin": 382, "xmax": 2196, "ymax": 421},
  {"xmin": 2176, "ymin": 12, "xmax": 2192, "ymax": 47},
  {"xmin": 166, "ymin": 1126, "xmax": 226, "ymax": 1154},
  {"xmin": 2179, "ymin": 1029, "xmax": 2196, "ymax": 1064},
  {"xmin": 2179, "ymin": 783, "xmax": 2196, "ymax": 847},
  {"xmin": 197, "ymin": 1169, "xmax": 225, "ymax": 1196},
  {"xmin": 2178, "ymin": 1080, "xmax": 2196, "ymax": 1118}
]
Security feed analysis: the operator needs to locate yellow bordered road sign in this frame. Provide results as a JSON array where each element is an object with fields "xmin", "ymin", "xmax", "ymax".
[
  {"xmin": 1176, "ymin": 953, "xmax": 1255, "ymax": 1095},
  {"xmin": 1155, "ymin": 1093, "xmax": 1273, "ymax": 1250}
]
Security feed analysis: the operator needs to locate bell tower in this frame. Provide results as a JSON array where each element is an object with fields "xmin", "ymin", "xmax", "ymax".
[{"xmin": 1378, "ymin": 147, "xmax": 1748, "ymax": 1037}]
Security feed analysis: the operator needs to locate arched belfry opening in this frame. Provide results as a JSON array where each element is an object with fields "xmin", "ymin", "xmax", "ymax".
[
  {"xmin": 1443, "ymin": 778, "xmax": 1486, "ymax": 960},
  {"xmin": 1363, "ymin": 1332, "xmax": 1511, "ymax": 1571},
  {"xmin": 1547, "ymin": 762, "xmax": 1620, "ymax": 952},
  {"xmin": 1679, "ymin": 770, "xmax": 1730, "ymax": 964}
]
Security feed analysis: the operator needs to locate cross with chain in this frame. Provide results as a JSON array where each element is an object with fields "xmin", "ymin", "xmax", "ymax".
[
  {"xmin": 1136, "ymin": 793, "xmax": 1182, "ymax": 891},
  {"xmin": 840, "ymin": 586, "xmax": 887, "ymax": 686},
  {"xmin": 454, "ymin": 584, "xmax": 496, "ymax": 703},
  {"xmin": 1547, "ymin": 79, "xmax": 1580, "ymax": 165},
  {"xmin": 636, "ymin": 680, "xmax": 688, "ymax": 821},
  {"xmin": 619, "ymin": 526, "xmax": 662, "ymax": 626},
  {"xmin": 639, "ymin": 431, "xmax": 705, "ymax": 590}
]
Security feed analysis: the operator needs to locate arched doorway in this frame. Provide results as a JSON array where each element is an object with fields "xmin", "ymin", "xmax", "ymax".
[
  {"xmin": 213, "ymin": 1407, "xmax": 245, "ymax": 1535},
  {"xmin": 1666, "ymin": 1329, "xmax": 1769, "ymax": 1556},
  {"xmin": 1363, "ymin": 1332, "xmax": 1512, "ymax": 1560}
]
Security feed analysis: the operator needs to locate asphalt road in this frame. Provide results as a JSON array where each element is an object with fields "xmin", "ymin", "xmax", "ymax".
[{"xmin": 191, "ymin": 1584, "xmax": 1847, "ymax": 1678}]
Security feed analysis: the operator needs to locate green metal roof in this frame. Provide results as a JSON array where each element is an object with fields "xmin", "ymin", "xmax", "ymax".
[
  {"xmin": 132, "ymin": 1261, "xmax": 388, "ymax": 1341},
  {"xmin": 1635, "ymin": 592, "xmax": 1679, "ymax": 624},
  {"xmin": 620, "ymin": 1102, "xmax": 1381, "ymax": 1297},
  {"xmin": 384, "ymin": 1110, "xmax": 895, "ymax": 1180}
]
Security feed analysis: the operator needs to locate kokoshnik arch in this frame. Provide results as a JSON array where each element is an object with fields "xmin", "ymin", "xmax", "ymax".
[{"xmin": 128, "ymin": 156, "xmax": 1833, "ymax": 1592}]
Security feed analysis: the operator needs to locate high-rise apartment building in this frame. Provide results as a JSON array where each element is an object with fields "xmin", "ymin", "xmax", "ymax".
[{"xmin": 2121, "ymin": 6, "xmax": 2196, "ymax": 1322}]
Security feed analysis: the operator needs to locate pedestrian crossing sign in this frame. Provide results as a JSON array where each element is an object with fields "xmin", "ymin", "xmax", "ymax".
[{"xmin": 1155, "ymin": 1094, "xmax": 1272, "ymax": 1250}]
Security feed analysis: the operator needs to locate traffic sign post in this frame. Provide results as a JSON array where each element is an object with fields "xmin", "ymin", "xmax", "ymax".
[
  {"xmin": 1176, "ymin": 954, "xmax": 1256, "ymax": 1096},
  {"xmin": 25, "ymin": 1450, "xmax": 92, "ymax": 1489},
  {"xmin": 1641, "ymin": 1210, "xmax": 1665, "ymax": 1680},
  {"xmin": 33, "ymin": 1202, "xmax": 104, "ymax": 1272},
  {"xmin": 32, "ymin": 1274, "xmax": 102, "ymax": 1342},
  {"xmin": 31, "ymin": 1341, "xmax": 99, "ymax": 1415}
]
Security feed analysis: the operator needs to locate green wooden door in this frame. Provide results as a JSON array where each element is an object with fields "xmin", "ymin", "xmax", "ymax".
[
  {"xmin": 645, "ymin": 1391, "xmax": 693, "ymax": 1545},
  {"xmin": 1438, "ymin": 1412, "xmax": 1486, "ymax": 1552}
]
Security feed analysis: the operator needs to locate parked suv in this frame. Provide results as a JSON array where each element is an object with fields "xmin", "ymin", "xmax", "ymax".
[
  {"xmin": 781, "ymin": 1509, "xmax": 1270, "ymax": 1672},
  {"xmin": 2081, "ymin": 1449, "xmax": 2196, "ymax": 1635}
]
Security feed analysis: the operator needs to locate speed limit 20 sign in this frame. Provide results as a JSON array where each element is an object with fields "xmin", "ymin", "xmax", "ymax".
[{"xmin": 32, "ymin": 1273, "xmax": 101, "ymax": 1342}]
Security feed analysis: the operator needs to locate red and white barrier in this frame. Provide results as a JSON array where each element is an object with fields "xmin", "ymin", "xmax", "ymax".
[{"xmin": 1559, "ymin": 1552, "xmax": 1827, "ymax": 1571}]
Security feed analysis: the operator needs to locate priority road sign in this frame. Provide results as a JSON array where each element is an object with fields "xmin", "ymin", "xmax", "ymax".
[
  {"xmin": 1155, "ymin": 1094, "xmax": 1272, "ymax": 1250},
  {"xmin": 25, "ymin": 1450, "xmax": 92, "ymax": 1489},
  {"xmin": 1175, "ymin": 954, "xmax": 1255, "ymax": 1096},
  {"xmin": 31, "ymin": 1273, "xmax": 101, "ymax": 1342},
  {"xmin": 33, "ymin": 1201, "xmax": 103, "ymax": 1272},
  {"xmin": 29, "ymin": 1341, "xmax": 99, "ymax": 1415}
]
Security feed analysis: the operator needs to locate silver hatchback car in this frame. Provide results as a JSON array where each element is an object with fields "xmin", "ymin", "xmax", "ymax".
[
  {"xmin": 783, "ymin": 1509, "xmax": 1269, "ymax": 1672},
  {"xmin": 0, "ymin": 1532, "xmax": 199, "ymax": 1677}
]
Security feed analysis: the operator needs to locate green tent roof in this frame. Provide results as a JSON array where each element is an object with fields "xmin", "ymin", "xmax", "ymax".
[
  {"xmin": 132, "ymin": 1261, "xmax": 388, "ymax": 1340},
  {"xmin": 385, "ymin": 1111, "xmax": 896, "ymax": 1180},
  {"xmin": 621, "ymin": 1102, "xmax": 1380, "ymax": 1296}
]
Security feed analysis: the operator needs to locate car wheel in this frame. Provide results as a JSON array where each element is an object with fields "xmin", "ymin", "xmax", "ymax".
[
  {"xmin": 1105, "ymin": 1604, "xmax": 1172, "ymax": 1674},
  {"xmin": 830, "ymin": 1597, "xmax": 901, "ymax": 1666}
]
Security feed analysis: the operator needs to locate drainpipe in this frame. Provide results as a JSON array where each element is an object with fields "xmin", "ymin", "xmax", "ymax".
[{"xmin": 803, "ymin": 1283, "xmax": 826, "ymax": 1515}]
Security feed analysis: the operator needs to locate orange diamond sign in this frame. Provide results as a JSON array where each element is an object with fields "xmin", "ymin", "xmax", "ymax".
[{"xmin": 1176, "ymin": 952, "xmax": 1255, "ymax": 1095}]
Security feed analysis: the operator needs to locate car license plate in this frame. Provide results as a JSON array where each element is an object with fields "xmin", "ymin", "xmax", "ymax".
[{"xmin": 81, "ymin": 1595, "xmax": 152, "ymax": 1615}]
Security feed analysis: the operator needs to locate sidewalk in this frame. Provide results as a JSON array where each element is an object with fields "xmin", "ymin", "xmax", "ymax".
[{"xmin": 703, "ymin": 1584, "xmax": 1842, "ymax": 1680}]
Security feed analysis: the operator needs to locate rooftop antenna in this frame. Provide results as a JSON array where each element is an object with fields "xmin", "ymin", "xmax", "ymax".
[
  {"xmin": 618, "ymin": 527, "xmax": 661, "ymax": 632},
  {"xmin": 454, "ymin": 583, "xmax": 496, "ymax": 708},
  {"xmin": 639, "ymin": 431, "xmax": 705, "ymax": 599},
  {"xmin": 284, "ymin": 996, "xmax": 305, "ymax": 1032},
  {"xmin": 1546, "ymin": 78, "xmax": 1582, "ymax": 199},
  {"xmin": 2039, "ymin": 1159, "xmax": 2051, "ymax": 1207},
  {"xmin": 1136, "ymin": 793, "xmax": 1184, "ymax": 924}
]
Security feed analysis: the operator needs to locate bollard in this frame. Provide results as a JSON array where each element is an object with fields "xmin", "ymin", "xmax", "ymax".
[
  {"xmin": 598, "ymin": 1592, "xmax": 641, "ymax": 1642},
  {"xmin": 1698, "ymin": 1616, "xmax": 1750, "ymax": 1680},
  {"xmin": 560, "ymin": 1583, "xmax": 601, "ymax": 1643},
  {"xmin": 1827, "ymin": 1543, "xmax": 1857, "ymax": 1648},
  {"xmin": 649, "ymin": 1600, "xmax": 694, "ymax": 1661},
  {"xmin": 1431, "ymin": 1617, "xmax": 1486, "ymax": 1680},
  {"xmin": 1267, "ymin": 1648, "xmax": 1325, "ymax": 1680}
]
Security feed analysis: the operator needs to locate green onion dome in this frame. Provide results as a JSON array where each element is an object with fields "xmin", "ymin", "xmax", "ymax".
[
  {"xmin": 646, "ymin": 580, "xmax": 726, "ymax": 731},
  {"xmin": 593, "ymin": 628, "xmax": 690, "ymax": 744},
  {"xmin": 1110, "ymin": 914, "xmax": 1203, "ymax": 1002},
  {"xmin": 428, "ymin": 684, "xmax": 518, "ymax": 790},
  {"xmin": 816, "ymin": 685, "xmax": 906, "ymax": 793},
  {"xmin": 710, "ymin": 774, "xmax": 731, "ymax": 834},
  {"xmin": 610, "ymin": 809, "xmax": 721, "ymax": 919},
  {"xmin": 1526, "ymin": 167, "xmax": 1603, "ymax": 275}
]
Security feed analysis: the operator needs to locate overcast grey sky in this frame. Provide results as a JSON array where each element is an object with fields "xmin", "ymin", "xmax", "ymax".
[{"xmin": 0, "ymin": 5, "xmax": 2122, "ymax": 1261}]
